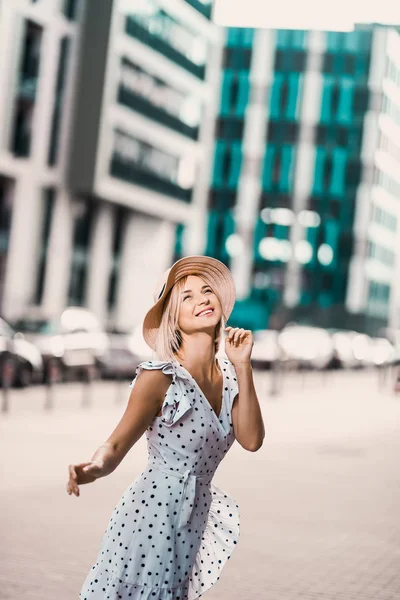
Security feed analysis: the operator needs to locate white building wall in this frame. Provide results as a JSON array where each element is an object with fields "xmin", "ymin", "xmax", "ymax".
[
  {"xmin": 0, "ymin": 0, "xmax": 221, "ymax": 328},
  {"xmin": 230, "ymin": 28, "xmax": 276, "ymax": 299},
  {"xmin": 284, "ymin": 31, "xmax": 325, "ymax": 307}
]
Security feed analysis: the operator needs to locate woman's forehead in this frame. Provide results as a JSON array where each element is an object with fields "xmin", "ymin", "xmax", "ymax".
[{"xmin": 185, "ymin": 274, "xmax": 205, "ymax": 285}]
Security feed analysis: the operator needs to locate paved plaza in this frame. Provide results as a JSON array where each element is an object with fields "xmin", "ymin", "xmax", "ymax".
[{"xmin": 1, "ymin": 369, "xmax": 400, "ymax": 599}]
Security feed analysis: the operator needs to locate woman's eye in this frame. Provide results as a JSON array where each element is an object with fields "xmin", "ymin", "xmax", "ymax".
[{"xmin": 183, "ymin": 295, "xmax": 190, "ymax": 301}]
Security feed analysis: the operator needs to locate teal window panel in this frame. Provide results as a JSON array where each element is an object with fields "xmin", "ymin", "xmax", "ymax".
[
  {"xmin": 324, "ymin": 219, "xmax": 339, "ymax": 259},
  {"xmin": 274, "ymin": 223, "xmax": 289, "ymax": 240},
  {"xmin": 313, "ymin": 147, "xmax": 326, "ymax": 194},
  {"xmin": 330, "ymin": 148, "xmax": 347, "ymax": 196},
  {"xmin": 241, "ymin": 28, "xmax": 254, "ymax": 47},
  {"xmin": 355, "ymin": 54, "xmax": 369, "ymax": 78},
  {"xmin": 261, "ymin": 146, "xmax": 276, "ymax": 190},
  {"xmin": 220, "ymin": 71, "xmax": 234, "ymax": 116},
  {"xmin": 226, "ymin": 28, "xmax": 240, "ymax": 47},
  {"xmin": 344, "ymin": 31, "xmax": 358, "ymax": 53},
  {"xmin": 277, "ymin": 29, "xmax": 307, "ymax": 49},
  {"xmin": 292, "ymin": 30, "xmax": 307, "ymax": 49},
  {"xmin": 306, "ymin": 226, "xmax": 318, "ymax": 265},
  {"xmin": 320, "ymin": 78, "xmax": 333, "ymax": 123},
  {"xmin": 269, "ymin": 74, "xmax": 283, "ymax": 119},
  {"xmin": 337, "ymin": 80, "xmax": 353, "ymax": 124},
  {"xmin": 236, "ymin": 72, "xmax": 250, "ymax": 115},
  {"xmin": 276, "ymin": 30, "xmax": 289, "ymax": 48},
  {"xmin": 318, "ymin": 292, "xmax": 333, "ymax": 307},
  {"xmin": 212, "ymin": 140, "xmax": 226, "ymax": 187},
  {"xmin": 286, "ymin": 74, "xmax": 300, "ymax": 119},
  {"xmin": 332, "ymin": 53, "xmax": 345, "ymax": 74},
  {"xmin": 326, "ymin": 31, "xmax": 343, "ymax": 51},
  {"xmin": 279, "ymin": 145, "xmax": 295, "ymax": 193},
  {"xmin": 296, "ymin": 74, "xmax": 304, "ymax": 119},
  {"xmin": 205, "ymin": 210, "xmax": 219, "ymax": 255},
  {"xmin": 228, "ymin": 141, "xmax": 243, "ymax": 187},
  {"xmin": 227, "ymin": 27, "xmax": 254, "ymax": 47}
]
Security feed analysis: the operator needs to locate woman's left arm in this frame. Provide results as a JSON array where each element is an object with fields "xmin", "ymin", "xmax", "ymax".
[{"xmin": 225, "ymin": 327, "xmax": 265, "ymax": 452}]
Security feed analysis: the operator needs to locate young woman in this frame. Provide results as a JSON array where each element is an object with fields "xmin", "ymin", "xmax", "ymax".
[{"xmin": 67, "ymin": 255, "xmax": 265, "ymax": 599}]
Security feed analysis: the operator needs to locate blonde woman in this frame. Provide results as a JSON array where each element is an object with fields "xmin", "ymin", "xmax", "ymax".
[{"xmin": 68, "ymin": 255, "xmax": 265, "ymax": 599}]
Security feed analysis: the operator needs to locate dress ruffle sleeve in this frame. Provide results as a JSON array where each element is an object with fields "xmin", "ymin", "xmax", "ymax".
[{"xmin": 129, "ymin": 360, "xmax": 194, "ymax": 426}]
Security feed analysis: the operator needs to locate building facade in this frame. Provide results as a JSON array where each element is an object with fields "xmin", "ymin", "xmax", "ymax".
[
  {"xmin": 209, "ymin": 25, "xmax": 400, "ymax": 334},
  {"xmin": 0, "ymin": 0, "xmax": 221, "ymax": 330}
]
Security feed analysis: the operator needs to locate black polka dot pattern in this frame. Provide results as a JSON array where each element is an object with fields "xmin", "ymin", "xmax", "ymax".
[{"xmin": 79, "ymin": 357, "xmax": 240, "ymax": 600}]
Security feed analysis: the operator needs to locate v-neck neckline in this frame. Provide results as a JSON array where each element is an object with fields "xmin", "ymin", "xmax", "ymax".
[{"xmin": 175, "ymin": 357, "xmax": 225, "ymax": 422}]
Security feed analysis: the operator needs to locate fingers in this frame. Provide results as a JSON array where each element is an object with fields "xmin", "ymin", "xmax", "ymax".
[
  {"xmin": 67, "ymin": 464, "xmax": 80, "ymax": 497},
  {"xmin": 225, "ymin": 327, "xmax": 249, "ymax": 347}
]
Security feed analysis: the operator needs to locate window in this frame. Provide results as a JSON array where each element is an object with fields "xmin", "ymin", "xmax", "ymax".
[
  {"xmin": 11, "ymin": 20, "xmax": 43, "ymax": 157},
  {"xmin": 223, "ymin": 48, "xmax": 252, "ymax": 70},
  {"xmin": 125, "ymin": 2, "xmax": 208, "ymax": 78},
  {"xmin": 118, "ymin": 57, "xmax": 201, "ymax": 138},
  {"xmin": 107, "ymin": 206, "xmax": 126, "ymax": 311},
  {"xmin": 68, "ymin": 200, "xmax": 93, "ymax": 306},
  {"xmin": 215, "ymin": 118, "xmax": 244, "ymax": 140},
  {"xmin": 48, "ymin": 37, "xmax": 70, "ymax": 165},
  {"xmin": 35, "ymin": 189, "xmax": 56, "ymax": 305},
  {"xmin": 63, "ymin": 0, "xmax": 80, "ymax": 21},
  {"xmin": 111, "ymin": 130, "xmax": 194, "ymax": 200}
]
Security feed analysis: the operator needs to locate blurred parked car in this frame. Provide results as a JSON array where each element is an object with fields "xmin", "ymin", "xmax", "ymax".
[
  {"xmin": 278, "ymin": 325, "xmax": 334, "ymax": 370},
  {"xmin": 350, "ymin": 332, "xmax": 374, "ymax": 367},
  {"xmin": 370, "ymin": 337, "xmax": 395, "ymax": 366},
  {"xmin": 98, "ymin": 324, "xmax": 153, "ymax": 380},
  {"xmin": 328, "ymin": 329, "xmax": 361, "ymax": 369},
  {"xmin": 12, "ymin": 307, "xmax": 109, "ymax": 383},
  {"xmin": 0, "ymin": 317, "xmax": 43, "ymax": 387},
  {"xmin": 250, "ymin": 330, "xmax": 281, "ymax": 370}
]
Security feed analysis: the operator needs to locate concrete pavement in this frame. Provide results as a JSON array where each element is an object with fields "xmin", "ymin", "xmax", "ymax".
[{"xmin": 1, "ymin": 369, "xmax": 400, "ymax": 599}]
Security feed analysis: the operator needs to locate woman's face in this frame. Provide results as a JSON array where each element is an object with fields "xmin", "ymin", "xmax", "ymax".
[{"xmin": 177, "ymin": 275, "xmax": 222, "ymax": 335}]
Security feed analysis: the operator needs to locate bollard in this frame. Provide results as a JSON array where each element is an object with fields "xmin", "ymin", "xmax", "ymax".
[
  {"xmin": 269, "ymin": 359, "xmax": 280, "ymax": 397},
  {"xmin": 43, "ymin": 361, "xmax": 58, "ymax": 410},
  {"xmin": 1, "ymin": 357, "xmax": 15, "ymax": 414},
  {"xmin": 82, "ymin": 365, "xmax": 97, "ymax": 408}
]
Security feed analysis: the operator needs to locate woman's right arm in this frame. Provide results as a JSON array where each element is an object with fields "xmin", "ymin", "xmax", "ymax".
[{"xmin": 67, "ymin": 369, "xmax": 172, "ymax": 496}]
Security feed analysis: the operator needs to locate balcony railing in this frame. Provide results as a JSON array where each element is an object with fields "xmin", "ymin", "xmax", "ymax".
[
  {"xmin": 118, "ymin": 87, "xmax": 199, "ymax": 140},
  {"xmin": 110, "ymin": 157, "xmax": 192, "ymax": 202},
  {"xmin": 125, "ymin": 18, "xmax": 206, "ymax": 80}
]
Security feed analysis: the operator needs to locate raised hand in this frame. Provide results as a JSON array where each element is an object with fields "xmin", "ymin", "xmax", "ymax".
[{"xmin": 224, "ymin": 326, "xmax": 254, "ymax": 366}]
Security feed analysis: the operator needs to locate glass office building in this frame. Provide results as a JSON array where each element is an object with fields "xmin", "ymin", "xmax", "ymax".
[{"xmin": 209, "ymin": 25, "xmax": 400, "ymax": 334}]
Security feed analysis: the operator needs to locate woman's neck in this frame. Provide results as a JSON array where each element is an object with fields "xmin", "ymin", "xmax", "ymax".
[{"xmin": 175, "ymin": 335, "xmax": 219, "ymax": 381}]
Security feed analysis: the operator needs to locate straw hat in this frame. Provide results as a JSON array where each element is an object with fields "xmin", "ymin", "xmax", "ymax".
[{"xmin": 142, "ymin": 255, "xmax": 236, "ymax": 351}]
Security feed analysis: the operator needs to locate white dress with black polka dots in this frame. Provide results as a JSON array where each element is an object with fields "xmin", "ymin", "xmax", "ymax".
[{"xmin": 79, "ymin": 356, "xmax": 240, "ymax": 600}]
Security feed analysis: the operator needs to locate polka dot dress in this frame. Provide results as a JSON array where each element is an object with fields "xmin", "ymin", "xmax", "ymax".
[{"xmin": 79, "ymin": 356, "xmax": 240, "ymax": 600}]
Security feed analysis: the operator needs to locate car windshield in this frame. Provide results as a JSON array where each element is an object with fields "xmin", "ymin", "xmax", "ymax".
[{"xmin": 14, "ymin": 318, "xmax": 60, "ymax": 334}]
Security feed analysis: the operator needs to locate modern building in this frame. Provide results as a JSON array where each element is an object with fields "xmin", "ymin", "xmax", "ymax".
[
  {"xmin": 0, "ymin": 0, "xmax": 222, "ymax": 330},
  {"xmin": 209, "ymin": 25, "xmax": 400, "ymax": 334}
]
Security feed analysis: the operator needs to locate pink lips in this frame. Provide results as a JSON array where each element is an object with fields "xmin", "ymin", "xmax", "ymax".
[{"xmin": 196, "ymin": 308, "xmax": 214, "ymax": 317}]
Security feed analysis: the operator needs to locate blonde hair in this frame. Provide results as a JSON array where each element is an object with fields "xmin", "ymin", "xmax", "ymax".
[{"xmin": 155, "ymin": 273, "xmax": 225, "ymax": 362}]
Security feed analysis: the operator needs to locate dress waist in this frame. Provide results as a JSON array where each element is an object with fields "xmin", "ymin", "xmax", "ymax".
[{"xmin": 146, "ymin": 461, "xmax": 213, "ymax": 529}]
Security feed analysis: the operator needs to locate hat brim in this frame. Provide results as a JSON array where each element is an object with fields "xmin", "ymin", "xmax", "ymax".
[{"xmin": 142, "ymin": 256, "xmax": 236, "ymax": 351}]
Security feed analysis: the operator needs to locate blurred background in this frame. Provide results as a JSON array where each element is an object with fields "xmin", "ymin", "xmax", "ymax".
[
  {"xmin": 2, "ymin": 4, "xmax": 400, "ymax": 599},
  {"xmin": 0, "ymin": 0, "xmax": 400, "ymax": 384}
]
